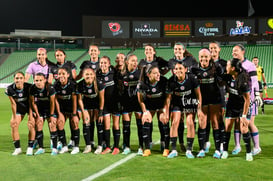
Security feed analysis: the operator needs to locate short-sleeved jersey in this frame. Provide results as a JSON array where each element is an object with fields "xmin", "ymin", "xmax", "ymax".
[
  {"xmin": 167, "ymin": 74, "xmax": 200, "ymax": 113},
  {"xmin": 50, "ymin": 61, "xmax": 77, "ymax": 81},
  {"xmin": 222, "ymin": 74, "xmax": 250, "ymax": 112},
  {"xmin": 26, "ymin": 60, "xmax": 51, "ymax": 79},
  {"xmin": 256, "ymin": 65, "xmax": 264, "ymax": 82},
  {"xmin": 29, "ymin": 83, "xmax": 56, "ymax": 112},
  {"xmin": 168, "ymin": 56, "xmax": 198, "ymax": 73},
  {"xmin": 138, "ymin": 56, "xmax": 169, "ymax": 75},
  {"xmin": 120, "ymin": 68, "xmax": 141, "ymax": 98},
  {"xmin": 54, "ymin": 80, "xmax": 77, "ymax": 113},
  {"xmin": 214, "ymin": 58, "xmax": 227, "ymax": 72},
  {"xmin": 192, "ymin": 63, "xmax": 223, "ymax": 105},
  {"xmin": 77, "ymin": 79, "xmax": 105, "ymax": 110},
  {"xmin": 5, "ymin": 82, "xmax": 32, "ymax": 114},
  {"xmin": 96, "ymin": 67, "xmax": 118, "ymax": 102},
  {"xmin": 80, "ymin": 59, "xmax": 100, "ymax": 72},
  {"xmin": 137, "ymin": 76, "xmax": 167, "ymax": 110}
]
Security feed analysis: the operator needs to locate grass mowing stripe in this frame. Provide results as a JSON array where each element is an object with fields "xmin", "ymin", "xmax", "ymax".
[{"xmin": 82, "ymin": 153, "xmax": 137, "ymax": 181}]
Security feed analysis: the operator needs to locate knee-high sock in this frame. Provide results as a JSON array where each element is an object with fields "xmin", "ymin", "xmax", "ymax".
[
  {"xmin": 163, "ymin": 123, "xmax": 170, "ymax": 149},
  {"xmin": 73, "ymin": 129, "xmax": 80, "ymax": 147},
  {"xmin": 113, "ymin": 129, "xmax": 120, "ymax": 148},
  {"xmin": 90, "ymin": 121, "xmax": 95, "ymax": 143},
  {"xmin": 223, "ymin": 131, "xmax": 231, "ymax": 151},
  {"xmin": 251, "ymin": 132, "xmax": 260, "ymax": 148},
  {"xmin": 58, "ymin": 129, "xmax": 67, "ymax": 146},
  {"xmin": 170, "ymin": 137, "xmax": 177, "ymax": 151},
  {"xmin": 213, "ymin": 129, "xmax": 221, "ymax": 151},
  {"xmin": 178, "ymin": 121, "xmax": 184, "ymax": 144},
  {"xmin": 158, "ymin": 120, "xmax": 164, "ymax": 142},
  {"xmin": 243, "ymin": 132, "xmax": 251, "ymax": 153},
  {"xmin": 136, "ymin": 119, "xmax": 143, "ymax": 148},
  {"xmin": 205, "ymin": 121, "xmax": 211, "ymax": 142},
  {"xmin": 36, "ymin": 130, "xmax": 44, "ymax": 148},
  {"xmin": 198, "ymin": 128, "xmax": 206, "ymax": 150},
  {"xmin": 122, "ymin": 120, "xmax": 131, "ymax": 148},
  {"xmin": 96, "ymin": 120, "xmax": 104, "ymax": 146},
  {"xmin": 50, "ymin": 131, "xmax": 58, "ymax": 149},
  {"xmin": 187, "ymin": 137, "xmax": 194, "ymax": 151},
  {"xmin": 104, "ymin": 129, "xmax": 110, "ymax": 148},
  {"xmin": 83, "ymin": 124, "xmax": 90, "ymax": 146},
  {"xmin": 143, "ymin": 122, "xmax": 151, "ymax": 149},
  {"xmin": 234, "ymin": 130, "xmax": 241, "ymax": 147}
]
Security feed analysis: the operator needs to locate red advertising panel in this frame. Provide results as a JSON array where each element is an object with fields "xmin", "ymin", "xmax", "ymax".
[{"xmin": 164, "ymin": 21, "xmax": 192, "ymax": 37}]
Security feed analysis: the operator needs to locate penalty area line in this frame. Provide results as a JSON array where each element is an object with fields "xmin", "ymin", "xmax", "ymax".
[{"xmin": 82, "ymin": 153, "xmax": 137, "ymax": 181}]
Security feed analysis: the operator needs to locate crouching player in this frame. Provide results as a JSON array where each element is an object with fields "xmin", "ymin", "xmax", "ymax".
[
  {"xmin": 5, "ymin": 72, "xmax": 35, "ymax": 155},
  {"xmin": 29, "ymin": 73, "xmax": 58, "ymax": 155},
  {"xmin": 221, "ymin": 58, "xmax": 253, "ymax": 161},
  {"xmin": 54, "ymin": 67, "xmax": 80, "ymax": 154},
  {"xmin": 137, "ymin": 65, "xmax": 170, "ymax": 157}
]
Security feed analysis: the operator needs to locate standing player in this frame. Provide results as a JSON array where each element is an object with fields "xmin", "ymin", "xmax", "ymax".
[
  {"xmin": 137, "ymin": 65, "xmax": 170, "ymax": 157},
  {"xmin": 252, "ymin": 56, "xmax": 267, "ymax": 114},
  {"xmin": 54, "ymin": 67, "xmax": 80, "ymax": 154},
  {"xmin": 138, "ymin": 44, "xmax": 169, "ymax": 75},
  {"xmin": 221, "ymin": 58, "xmax": 253, "ymax": 161},
  {"xmin": 119, "ymin": 54, "xmax": 143, "ymax": 155},
  {"xmin": 168, "ymin": 42, "xmax": 198, "ymax": 152},
  {"xmin": 5, "ymin": 72, "xmax": 35, "ymax": 155},
  {"xmin": 192, "ymin": 48, "xmax": 223, "ymax": 158},
  {"xmin": 48, "ymin": 49, "xmax": 77, "ymax": 84},
  {"xmin": 29, "ymin": 73, "xmax": 58, "ymax": 155},
  {"xmin": 77, "ymin": 68, "xmax": 105, "ymax": 154},
  {"xmin": 97, "ymin": 56, "xmax": 121, "ymax": 155},
  {"xmin": 25, "ymin": 48, "xmax": 54, "ymax": 82},
  {"xmin": 76, "ymin": 45, "xmax": 100, "ymax": 80},
  {"xmin": 165, "ymin": 62, "xmax": 203, "ymax": 159},
  {"xmin": 232, "ymin": 44, "xmax": 262, "ymax": 156}
]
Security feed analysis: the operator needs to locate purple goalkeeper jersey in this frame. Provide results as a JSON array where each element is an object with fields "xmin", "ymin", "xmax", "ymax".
[
  {"xmin": 241, "ymin": 58, "xmax": 259, "ymax": 102},
  {"xmin": 26, "ymin": 60, "xmax": 49, "ymax": 79}
]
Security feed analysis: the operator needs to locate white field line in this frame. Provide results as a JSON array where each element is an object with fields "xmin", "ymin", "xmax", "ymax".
[{"xmin": 82, "ymin": 140, "xmax": 160, "ymax": 181}]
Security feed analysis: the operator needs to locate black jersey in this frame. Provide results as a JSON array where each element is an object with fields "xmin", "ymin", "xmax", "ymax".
[
  {"xmin": 168, "ymin": 56, "xmax": 198, "ymax": 74},
  {"xmin": 77, "ymin": 79, "xmax": 105, "ymax": 110},
  {"xmin": 222, "ymin": 74, "xmax": 250, "ymax": 113},
  {"xmin": 137, "ymin": 76, "xmax": 167, "ymax": 110},
  {"xmin": 192, "ymin": 63, "xmax": 223, "ymax": 105},
  {"xmin": 80, "ymin": 59, "xmax": 100, "ymax": 72},
  {"xmin": 54, "ymin": 80, "xmax": 77, "ymax": 113},
  {"xmin": 214, "ymin": 58, "xmax": 227, "ymax": 72},
  {"xmin": 5, "ymin": 83, "xmax": 32, "ymax": 115},
  {"xmin": 167, "ymin": 74, "xmax": 200, "ymax": 113},
  {"xmin": 50, "ymin": 61, "xmax": 77, "ymax": 80},
  {"xmin": 138, "ymin": 56, "xmax": 169, "ymax": 75},
  {"xmin": 30, "ymin": 83, "xmax": 56, "ymax": 116},
  {"xmin": 119, "ymin": 68, "xmax": 141, "ymax": 112}
]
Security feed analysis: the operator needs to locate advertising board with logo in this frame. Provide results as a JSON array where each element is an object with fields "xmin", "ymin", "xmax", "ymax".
[
  {"xmin": 102, "ymin": 21, "xmax": 130, "ymax": 38},
  {"xmin": 132, "ymin": 21, "xmax": 160, "ymax": 38},
  {"xmin": 226, "ymin": 19, "xmax": 255, "ymax": 36},
  {"xmin": 163, "ymin": 21, "xmax": 192, "ymax": 37},
  {"xmin": 194, "ymin": 20, "xmax": 223, "ymax": 36},
  {"xmin": 258, "ymin": 18, "xmax": 273, "ymax": 34}
]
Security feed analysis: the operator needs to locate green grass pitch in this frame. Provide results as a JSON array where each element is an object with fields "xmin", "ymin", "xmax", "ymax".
[{"xmin": 0, "ymin": 89, "xmax": 273, "ymax": 181}]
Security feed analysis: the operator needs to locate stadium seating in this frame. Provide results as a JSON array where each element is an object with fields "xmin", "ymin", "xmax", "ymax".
[{"xmin": 0, "ymin": 45, "xmax": 272, "ymax": 84}]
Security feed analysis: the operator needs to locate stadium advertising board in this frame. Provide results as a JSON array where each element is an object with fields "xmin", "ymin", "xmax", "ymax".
[
  {"xmin": 226, "ymin": 19, "xmax": 255, "ymax": 36},
  {"xmin": 132, "ymin": 21, "xmax": 160, "ymax": 38},
  {"xmin": 194, "ymin": 20, "xmax": 223, "ymax": 37},
  {"xmin": 163, "ymin": 21, "xmax": 192, "ymax": 37},
  {"xmin": 102, "ymin": 21, "xmax": 130, "ymax": 38},
  {"xmin": 258, "ymin": 18, "xmax": 273, "ymax": 34}
]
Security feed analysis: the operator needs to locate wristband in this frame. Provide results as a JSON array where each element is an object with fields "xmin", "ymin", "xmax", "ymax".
[
  {"xmin": 72, "ymin": 113, "xmax": 77, "ymax": 117},
  {"xmin": 143, "ymin": 111, "xmax": 148, "ymax": 115},
  {"xmin": 49, "ymin": 114, "xmax": 55, "ymax": 117},
  {"xmin": 263, "ymin": 83, "xmax": 267, "ymax": 86},
  {"xmin": 241, "ymin": 114, "xmax": 247, "ymax": 118}
]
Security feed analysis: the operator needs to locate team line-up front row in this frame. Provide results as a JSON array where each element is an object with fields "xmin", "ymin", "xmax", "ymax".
[{"xmin": 5, "ymin": 42, "xmax": 266, "ymax": 161}]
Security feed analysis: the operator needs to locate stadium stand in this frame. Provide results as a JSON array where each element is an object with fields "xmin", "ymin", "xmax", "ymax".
[{"xmin": 0, "ymin": 45, "xmax": 272, "ymax": 84}]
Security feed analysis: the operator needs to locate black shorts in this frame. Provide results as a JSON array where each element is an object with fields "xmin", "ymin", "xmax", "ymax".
[
  {"xmin": 225, "ymin": 105, "xmax": 251, "ymax": 120},
  {"xmin": 258, "ymin": 81, "xmax": 263, "ymax": 93},
  {"xmin": 103, "ymin": 101, "xmax": 121, "ymax": 115},
  {"xmin": 121, "ymin": 96, "xmax": 141, "ymax": 113}
]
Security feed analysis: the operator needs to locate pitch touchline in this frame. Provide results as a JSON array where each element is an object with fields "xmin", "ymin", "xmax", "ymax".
[
  {"xmin": 82, "ymin": 153, "xmax": 137, "ymax": 181},
  {"xmin": 82, "ymin": 140, "xmax": 160, "ymax": 181}
]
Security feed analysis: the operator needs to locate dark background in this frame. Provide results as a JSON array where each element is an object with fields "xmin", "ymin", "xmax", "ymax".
[{"xmin": 0, "ymin": 0, "xmax": 272, "ymax": 36}]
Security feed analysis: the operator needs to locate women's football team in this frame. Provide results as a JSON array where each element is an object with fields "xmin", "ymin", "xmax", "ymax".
[{"xmin": 5, "ymin": 42, "xmax": 262, "ymax": 161}]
